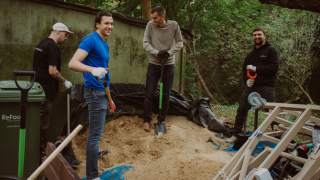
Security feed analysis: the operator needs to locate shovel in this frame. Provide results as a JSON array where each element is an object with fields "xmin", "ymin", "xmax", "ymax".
[
  {"xmin": 95, "ymin": 71, "xmax": 115, "ymax": 114},
  {"xmin": 154, "ymin": 56, "xmax": 168, "ymax": 135},
  {"xmin": 13, "ymin": 71, "xmax": 36, "ymax": 178},
  {"xmin": 232, "ymin": 69, "xmax": 257, "ymax": 150}
]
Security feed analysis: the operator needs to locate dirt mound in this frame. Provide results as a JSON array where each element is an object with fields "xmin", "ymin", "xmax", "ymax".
[{"xmin": 72, "ymin": 114, "xmax": 234, "ymax": 179}]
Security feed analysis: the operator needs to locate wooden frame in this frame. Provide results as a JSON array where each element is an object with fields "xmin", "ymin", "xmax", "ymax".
[{"xmin": 213, "ymin": 103, "xmax": 320, "ymax": 180}]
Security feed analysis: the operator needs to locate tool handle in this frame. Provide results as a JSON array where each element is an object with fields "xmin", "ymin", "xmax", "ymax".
[
  {"xmin": 95, "ymin": 73, "xmax": 114, "ymax": 113},
  {"xmin": 27, "ymin": 125, "xmax": 83, "ymax": 180},
  {"xmin": 159, "ymin": 56, "xmax": 168, "ymax": 64},
  {"xmin": 13, "ymin": 71, "xmax": 36, "ymax": 91},
  {"xmin": 105, "ymin": 87, "xmax": 114, "ymax": 111},
  {"xmin": 247, "ymin": 69, "xmax": 257, "ymax": 80},
  {"xmin": 13, "ymin": 71, "xmax": 36, "ymax": 129}
]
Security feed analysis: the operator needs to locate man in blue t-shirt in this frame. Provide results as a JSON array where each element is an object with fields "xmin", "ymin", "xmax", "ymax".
[{"xmin": 68, "ymin": 11, "xmax": 114, "ymax": 180}]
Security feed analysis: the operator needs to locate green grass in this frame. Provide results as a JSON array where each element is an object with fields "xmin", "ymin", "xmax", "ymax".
[{"xmin": 211, "ymin": 103, "xmax": 266, "ymax": 131}]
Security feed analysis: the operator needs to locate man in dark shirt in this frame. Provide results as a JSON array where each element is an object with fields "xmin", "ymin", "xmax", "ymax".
[
  {"xmin": 33, "ymin": 23, "xmax": 73, "ymax": 155},
  {"xmin": 226, "ymin": 27, "xmax": 279, "ymax": 143}
]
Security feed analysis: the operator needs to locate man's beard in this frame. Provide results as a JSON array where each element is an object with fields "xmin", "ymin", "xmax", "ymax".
[{"xmin": 254, "ymin": 39, "xmax": 264, "ymax": 45}]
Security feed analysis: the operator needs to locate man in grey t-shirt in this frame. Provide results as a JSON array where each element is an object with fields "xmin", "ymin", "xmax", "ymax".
[{"xmin": 142, "ymin": 6, "xmax": 183, "ymax": 132}]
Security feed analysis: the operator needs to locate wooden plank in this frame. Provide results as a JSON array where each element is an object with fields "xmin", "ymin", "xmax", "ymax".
[
  {"xmin": 264, "ymin": 147, "xmax": 307, "ymax": 164},
  {"xmin": 239, "ymin": 149, "xmax": 251, "ymax": 180},
  {"xmin": 44, "ymin": 162, "xmax": 60, "ymax": 180},
  {"xmin": 213, "ymin": 105, "xmax": 282, "ymax": 180},
  {"xmin": 263, "ymin": 103, "xmax": 320, "ymax": 113},
  {"xmin": 263, "ymin": 113, "xmax": 313, "ymax": 136},
  {"xmin": 284, "ymin": 109, "xmax": 320, "ymax": 124},
  {"xmin": 248, "ymin": 149, "xmax": 270, "ymax": 170},
  {"xmin": 254, "ymin": 108, "xmax": 312, "ymax": 179},
  {"xmin": 229, "ymin": 149, "xmax": 271, "ymax": 180},
  {"xmin": 44, "ymin": 142, "xmax": 81, "ymax": 180},
  {"xmin": 264, "ymin": 131, "xmax": 283, "ymax": 137},
  {"xmin": 228, "ymin": 152, "xmax": 245, "ymax": 179},
  {"xmin": 275, "ymin": 125, "xmax": 313, "ymax": 141},
  {"xmin": 295, "ymin": 152, "xmax": 320, "ymax": 179},
  {"xmin": 213, "ymin": 133, "xmax": 251, "ymax": 180},
  {"xmin": 310, "ymin": 167, "xmax": 320, "ymax": 180}
]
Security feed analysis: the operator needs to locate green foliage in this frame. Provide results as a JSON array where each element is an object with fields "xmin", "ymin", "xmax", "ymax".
[
  {"xmin": 65, "ymin": 0, "xmax": 320, "ymax": 106},
  {"xmin": 266, "ymin": 9, "xmax": 320, "ymax": 104},
  {"xmin": 64, "ymin": 0, "xmax": 119, "ymax": 9},
  {"xmin": 213, "ymin": 103, "xmax": 266, "ymax": 131}
]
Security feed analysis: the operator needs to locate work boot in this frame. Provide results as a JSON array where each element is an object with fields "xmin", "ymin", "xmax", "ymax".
[
  {"xmin": 225, "ymin": 136, "xmax": 237, "ymax": 143},
  {"xmin": 143, "ymin": 123, "xmax": 150, "ymax": 132}
]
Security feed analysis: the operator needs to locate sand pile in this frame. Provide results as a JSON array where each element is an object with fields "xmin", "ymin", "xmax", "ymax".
[{"xmin": 72, "ymin": 114, "xmax": 234, "ymax": 179}]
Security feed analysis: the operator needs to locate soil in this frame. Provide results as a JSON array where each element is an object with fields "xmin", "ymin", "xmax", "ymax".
[{"xmin": 72, "ymin": 114, "xmax": 234, "ymax": 180}]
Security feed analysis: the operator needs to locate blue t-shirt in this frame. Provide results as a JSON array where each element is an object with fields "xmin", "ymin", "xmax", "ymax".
[{"xmin": 79, "ymin": 32, "xmax": 110, "ymax": 91}]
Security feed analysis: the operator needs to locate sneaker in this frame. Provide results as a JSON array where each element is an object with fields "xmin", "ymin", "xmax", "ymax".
[
  {"xmin": 225, "ymin": 136, "xmax": 237, "ymax": 143},
  {"xmin": 88, "ymin": 177, "xmax": 101, "ymax": 180},
  {"xmin": 98, "ymin": 149, "xmax": 110, "ymax": 158},
  {"xmin": 143, "ymin": 123, "xmax": 150, "ymax": 132}
]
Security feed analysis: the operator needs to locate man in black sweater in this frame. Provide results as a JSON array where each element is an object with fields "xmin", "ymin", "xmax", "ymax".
[{"xmin": 226, "ymin": 27, "xmax": 279, "ymax": 143}]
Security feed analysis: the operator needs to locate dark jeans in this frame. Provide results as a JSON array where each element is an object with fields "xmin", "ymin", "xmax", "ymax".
[
  {"xmin": 84, "ymin": 88, "xmax": 108, "ymax": 179},
  {"xmin": 143, "ymin": 63, "xmax": 174, "ymax": 123},
  {"xmin": 233, "ymin": 85, "xmax": 275, "ymax": 137},
  {"xmin": 40, "ymin": 98, "xmax": 54, "ymax": 151}
]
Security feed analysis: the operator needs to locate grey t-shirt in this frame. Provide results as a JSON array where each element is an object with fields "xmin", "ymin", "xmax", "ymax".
[{"xmin": 143, "ymin": 20, "xmax": 183, "ymax": 65}]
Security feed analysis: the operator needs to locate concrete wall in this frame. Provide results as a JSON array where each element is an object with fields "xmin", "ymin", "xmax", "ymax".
[{"xmin": 0, "ymin": 0, "xmax": 185, "ymax": 141}]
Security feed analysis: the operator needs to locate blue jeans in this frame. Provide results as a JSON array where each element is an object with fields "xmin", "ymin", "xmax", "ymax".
[
  {"xmin": 143, "ymin": 63, "xmax": 175, "ymax": 123},
  {"xmin": 84, "ymin": 88, "xmax": 108, "ymax": 179}
]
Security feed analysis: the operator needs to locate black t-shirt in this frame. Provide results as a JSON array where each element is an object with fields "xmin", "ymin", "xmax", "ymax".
[{"xmin": 33, "ymin": 38, "xmax": 61, "ymax": 98}]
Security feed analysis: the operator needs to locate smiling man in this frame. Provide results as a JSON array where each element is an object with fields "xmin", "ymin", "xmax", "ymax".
[
  {"xmin": 68, "ymin": 11, "xmax": 113, "ymax": 180},
  {"xmin": 142, "ymin": 6, "xmax": 183, "ymax": 132},
  {"xmin": 225, "ymin": 27, "xmax": 279, "ymax": 143}
]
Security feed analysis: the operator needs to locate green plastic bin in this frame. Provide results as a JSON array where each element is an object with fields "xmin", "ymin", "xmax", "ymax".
[{"xmin": 0, "ymin": 80, "xmax": 45, "ymax": 178}]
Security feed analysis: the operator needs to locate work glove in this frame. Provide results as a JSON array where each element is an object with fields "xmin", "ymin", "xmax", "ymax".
[
  {"xmin": 246, "ymin": 65, "xmax": 256, "ymax": 72},
  {"xmin": 63, "ymin": 80, "xmax": 72, "ymax": 89},
  {"xmin": 246, "ymin": 79, "xmax": 255, "ymax": 87},
  {"xmin": 108, "ymin": 100, "xmax": 116, "ymax": 113},
  {"xmin": 157, "ymin": 50, "xmax": 170, "ymax": 58},
  {"xmin": 91, "ymin": 68, "xmax": 108, "ymax": 79}
]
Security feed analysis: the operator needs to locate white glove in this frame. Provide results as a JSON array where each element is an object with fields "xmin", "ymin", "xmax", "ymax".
[
  {"xmin": 91, "ymin": 68, "xmax": 108, "ymax": 79},
  {"xmin": 246, "ymin": 65, "xmax": 256, "ymax": 72},
  {"xmin": 63, "ymin": 80, "xmax": 72, "ymax": 89},
  {"xmin": 246, "ymin": 79, "xmax": 255, "ymax": 87}
]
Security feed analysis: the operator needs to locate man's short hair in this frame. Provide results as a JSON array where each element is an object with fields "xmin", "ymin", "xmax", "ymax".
[
  {"xmin": 252, "ymin": 27, "xmax": 265, "ymax": 35},
  {"xmin": 94, "ymin": 11, "xmax": 112, "ymax": 30},
  {"xmin": 151, "ymin": 6, "xmax": 166, "ymax": 16}
]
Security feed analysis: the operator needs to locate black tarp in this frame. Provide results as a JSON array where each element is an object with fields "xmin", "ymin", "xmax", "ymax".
[
  {"xmin": 187, "ymin": 97, "xmax": 231, "ymax": 137},
  {"xmin": 61, "ymin": 83, "xmax": 230, "ymax": 136}
]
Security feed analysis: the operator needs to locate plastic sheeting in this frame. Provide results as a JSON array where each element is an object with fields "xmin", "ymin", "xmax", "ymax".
[
  {"xmin": 224, "ymin": 131, "xmax": 277, "ymax": 157},
  {"xmin": 81, "ymin": 165, "xmax": 133, "ymax": 180},
  {"xmin": 62, "ymin": 83, "xmax": 230, "ymax": 136},
  {"xmin": 187, "ymin": 97, "xmax": 231, "ymax": 137}
]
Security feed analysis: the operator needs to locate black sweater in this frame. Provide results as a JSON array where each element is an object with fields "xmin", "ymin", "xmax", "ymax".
[{"xmin": 242, "ymin": 41, "xmax": 279, "ymax": 87}]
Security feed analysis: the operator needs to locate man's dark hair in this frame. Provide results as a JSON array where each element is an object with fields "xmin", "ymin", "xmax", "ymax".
[
  {"xmin": 252, "ymin": 27, "xmax": 265, "ymax": 35},
  {"xmin": 94, "ymin": 11, "xmax": 112, "ymax": 30},
  {"xmin": 151, "ymin": 6, "xmax": 166, "ymax": 16}
]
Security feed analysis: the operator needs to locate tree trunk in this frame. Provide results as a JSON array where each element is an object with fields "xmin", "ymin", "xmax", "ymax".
[
  {"xmin": 124, "ymin": 0, "xmax": 141, "ymax": 13},
  {"xmin": 184, "ymin": 41, "xmax": 220, "ymax": 105},
  {"xmin": 140, "ymin": 0, "xmax": 151, "ymax": 20}
]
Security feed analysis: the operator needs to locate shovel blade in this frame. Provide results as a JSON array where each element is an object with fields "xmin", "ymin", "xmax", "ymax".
[
  {"xmin": 233, "ymin": 135, "xmax": 249, "ymax": 150},
  {"xmin": 154, "ymin": 123, "xmax": 166, "ymax": 135}
]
